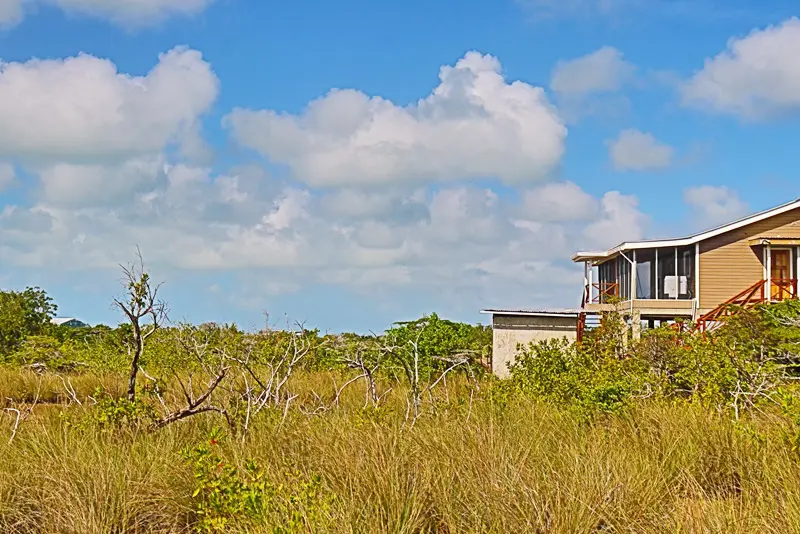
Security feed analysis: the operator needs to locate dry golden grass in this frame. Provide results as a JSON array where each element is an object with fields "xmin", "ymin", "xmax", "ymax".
[{"xmin": 2, "ymin": 368, "xmax": 800, "ymax": 533}]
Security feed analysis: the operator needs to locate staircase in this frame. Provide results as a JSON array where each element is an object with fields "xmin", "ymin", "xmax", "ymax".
[{"xmin": 693, "ymin": 280, "xmax": 773, "ymax": 334}]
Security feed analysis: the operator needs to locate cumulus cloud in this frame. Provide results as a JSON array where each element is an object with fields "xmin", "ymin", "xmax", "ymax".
[
  {"xmin": 225, "ymin": 51, "xmax": 567, "ymax": 187},
  {"xmin": 682, "ymin": 17, "xmax": 800, "ymax": 119},
  {"xmin": 607, "ymin": 129, "xmax": 673, "ymax": 171},
  {"xmin": 1, "ymin": 156, "xmax": 648, "ymax": 310},
  {"xmin": 0, "ymin": 46, "xmax": 218, "ymax": 164},
  {"xmin": 583, "ymin": 191, "xmax": 648, "ymax": 248},
  {"xmin": 0, "ymin": 45, "xmax": 649, "ymax": 317},
  {"xmin": 684, "ymin": 185, "xmax": 748, "ymax": 228},
  {"xmin": 521, "ymin": 181, "xmax": 599, "ymax": 222},
  {"xmin": 0, "ymin": 0, "xmax": 24, "ymax": 28},
  {"xmin": 550, "ymin": 47, "xmax": 636, "ymax": 99},
  {"xmin": 1, "ymin": 0, "xmax": 215, "ymax": 29}
]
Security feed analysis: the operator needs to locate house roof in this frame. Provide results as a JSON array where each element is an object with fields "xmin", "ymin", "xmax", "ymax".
[
  {"xmin": 572, "ymin": 197, "xmax": 800, "ymax": 263},
  {"xmin": 480, "ymin": 308, "xmax": 581, "ymax": 318},
  {"xmin": 51, "ymin": 317, "xmax": 88, "ymax": 326}
]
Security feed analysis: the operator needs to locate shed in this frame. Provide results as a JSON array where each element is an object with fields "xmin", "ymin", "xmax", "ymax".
[{"xmin": 480, "ymin": 309, "xmax": 580, "ymax": 378}]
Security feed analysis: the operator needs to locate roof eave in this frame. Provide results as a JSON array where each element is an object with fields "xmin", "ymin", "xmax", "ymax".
[{"xmin": 573, "ymin": 198, "xmax": 800, "ymax": 262}]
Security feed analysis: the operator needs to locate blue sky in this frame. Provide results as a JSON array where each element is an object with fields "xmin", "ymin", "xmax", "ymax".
[{"xmin": 1, "ymin": 0, "xmax": 799, "ymax": 332}]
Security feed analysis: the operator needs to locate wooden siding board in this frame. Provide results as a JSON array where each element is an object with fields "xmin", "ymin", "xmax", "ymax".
[{"xmin": 699, "ymin": 207, "xmax": 800, "ymax": 309}]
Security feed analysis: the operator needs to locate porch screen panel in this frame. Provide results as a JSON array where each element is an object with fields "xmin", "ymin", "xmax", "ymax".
[
  {"xmin": 678, "ymin": 245, "xmax": 695, "ymax": 299},
  {"xmin": 619, "ymin": 256, "xmax": 631, "ymax": 300},
  {"xmin": 636, "ymin": 250, "xmax": 655, "ymax": 299},
  {"xmin": 598, "ymin": 261, "xmax": 616, "ymax": 302},
  {"xmin": 657, "ymin": 247, "xmax": 677, "ymax": 299}
]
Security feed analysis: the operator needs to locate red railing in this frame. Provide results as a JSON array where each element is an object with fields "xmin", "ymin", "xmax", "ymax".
[
  {"xmin": 771, "ymin": 278, "xmax": 797, "ymax": 301},
  {"xmin": 694, "ymin": 280, "xmax": 766, "ymax": 334},
  {"xmin": 577, "ymin": 290, "xmax": 587, "ymax": 344},
  {"xmin": 591, "ymin": 282, "xmax": 619, "ymax": 304}
]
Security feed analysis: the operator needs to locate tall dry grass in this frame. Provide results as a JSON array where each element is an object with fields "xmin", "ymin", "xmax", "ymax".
[{"xmin": 2, "ymin": 368, "xmax": 800, "ymax": 533}]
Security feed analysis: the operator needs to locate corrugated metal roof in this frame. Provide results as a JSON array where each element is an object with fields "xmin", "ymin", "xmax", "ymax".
[{"xmin": 480, "ymin": 308, "xmax": 581, "ymax": 317}]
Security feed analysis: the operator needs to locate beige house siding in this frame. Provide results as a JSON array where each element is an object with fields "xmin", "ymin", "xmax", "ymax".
[
  {"xmin": 699, "ymin": 207, "xmax": 800, "ymax": 311},
  {"xmin": 491, "ymin": 314, "xmax": 577, "ymax": 378}
]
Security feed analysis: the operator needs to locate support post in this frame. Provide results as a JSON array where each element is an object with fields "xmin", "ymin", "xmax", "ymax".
[
  {"xmin": 765, "ymin": 244, "xmax": 772, "ymax": 301},
  {"xmin": 631, "ymin": 310, "xmax": 642, "ymax": 341}
]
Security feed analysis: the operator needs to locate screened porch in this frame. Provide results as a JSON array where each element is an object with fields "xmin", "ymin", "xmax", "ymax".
[{"xmin": 586, "ymin": 245, "xmax": 696, "ymax": 304}]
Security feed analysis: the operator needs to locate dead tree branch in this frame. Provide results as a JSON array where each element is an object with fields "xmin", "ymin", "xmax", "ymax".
[{"xmin": 113, "ymin": 247, "xmax": 168, "ymax": 402}]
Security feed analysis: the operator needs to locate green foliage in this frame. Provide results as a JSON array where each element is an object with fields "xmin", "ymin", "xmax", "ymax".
[
  {"xmin": 384, "ymin": 313, "xmax": 489, "ymax": 381},
  {"xmin": 84, "ymin": 387, "xmax": 157, "ymax": 432},
  {"xmin": 508, "ymin": 337, "xmax": 636, "ymax": 416},
  {"xmin": 0, "ymin": 287, "xmax": 57, "ymax": 356},
  {"xmin": 182, "ymin": 428, "xmax": 335, "ymax": 533},
  {"xmin": 777, "ymin": 390, "xmax": 800, "ymax": 456},
  {"xmin": 506, "ymin": 303, "xmax": 800, "ymax": 417},
  {"xmin": 6, "ymin": 335, "xmax": 68, "ymax": 369}
]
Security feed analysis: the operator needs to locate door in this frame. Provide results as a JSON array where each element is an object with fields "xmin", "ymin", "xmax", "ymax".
[{"xmin": 771, "ymin": 249, "xmax": 793, "ymax": 300}]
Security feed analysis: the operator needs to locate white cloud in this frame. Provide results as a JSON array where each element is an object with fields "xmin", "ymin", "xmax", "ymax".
[
  {"xmin": 684, "ymin": 185, "xmax": 748, "ymax": 228},
  {"xmin": 1, "ymin": 155, "xmax": 648, "ymax": 310},
  {"xmin": 38, "ymin": 157, "xmax": 165, "ymax": 206},
  {"xmin": 607, "ymin": 129, "xmax": 673, "ymax": 171},
  {"xmin": 550, "ymin": 46, "xmax": 636, "ymax": 99},
  {"xmin": 0, "ymin": 162, "xmax": 15, "ymax": 191},
  {"xmin": 225, "ymin": 51, "xmax": 567, "ymax": 187},
  {"xmin": 0, "ymin": 45, "xmax": 649, "ymax": 316},
  {"xmin": 583, "ymin": 191, "xmax": 648, "ymax": 248},
  {"xmin": 0, "ymin": 46, "xmax": 218, "ymax": 164},
  {"xmin": 1, "ymin": 0, "xmax": 215, "ymax": 29},
  {"xmin": 521, "ymin": 181, "xmax": 599, "ymax": 222},
  {"xmin": 0, "ymin": 0, "xmax": 24, "ymax": 28},
  {"xmin": 682, "ymin": 17, "xmax": 800, "ymax": 119}
]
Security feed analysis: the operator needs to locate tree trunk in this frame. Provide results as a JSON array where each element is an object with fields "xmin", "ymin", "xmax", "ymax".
[{"xmin": 127, "ymin": 324, "xmax": 143, "ymax": 402}]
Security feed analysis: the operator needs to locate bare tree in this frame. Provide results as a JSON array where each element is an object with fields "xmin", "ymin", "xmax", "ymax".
[
  {"xmin": 140, "ymin": 324, "xmax": 234, "ymax": 431},
  {"xmin": 332, "ymin": 335, "xmax": 387, "ymax": 409},
  {"xmin": 232, "ymin": 320, "xmax": 318, "ymax": 436},
  {"xmin": 113, "ymin": 248, "xmax": 167, "ymax": 402},
  {"xmin": 3, "ymin": 376, "xmax": 41, "ymax": 445}
]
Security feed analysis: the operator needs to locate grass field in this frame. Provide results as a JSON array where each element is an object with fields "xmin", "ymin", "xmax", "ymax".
[{"xmin": 3, "ymin": 368, "xmax": 800, "ymax": 533}]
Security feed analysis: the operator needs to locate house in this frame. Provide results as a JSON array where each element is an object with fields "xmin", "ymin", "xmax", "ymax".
[
  {"xmin": 483, "ymin": 197, "xmax": 800, "ymax": 377},
  {"xmin": 51, "ymin": 317, "xmax": 90, "ymax": 328}
]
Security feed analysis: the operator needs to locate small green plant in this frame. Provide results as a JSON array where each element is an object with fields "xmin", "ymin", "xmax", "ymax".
[
  {"xmin": 182, "ymin": 428, "xmax": 272, "ymax": 532},
  {"xmin": 182, "ymin": 428, "xmax": 336, "ymax": 533},
  {"xmin": 86, "ymin": 387, "xmax": 156, "ymax": 431},
  {"xmin": 777, "ymin": 390, "xmax": 800, "ymax": 456}
]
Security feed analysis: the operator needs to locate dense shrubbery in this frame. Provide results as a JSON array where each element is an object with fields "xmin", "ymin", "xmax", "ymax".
[
  {"xmin": 4, "ymin": 272, "xmax": 800, "ymax": 532},
  {"xmin": 507, "ymin": 303, "xmax": 800, "ymax": 417}
]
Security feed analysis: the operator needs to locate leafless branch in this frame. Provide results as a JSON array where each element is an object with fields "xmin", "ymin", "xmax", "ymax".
[
  {"xmin": 4, "ymin": 408, "xmax": 21, "ymax": 445},
  {"xmin": 113, "ymin": 247, "xmax": 168, "ymax": 402}
]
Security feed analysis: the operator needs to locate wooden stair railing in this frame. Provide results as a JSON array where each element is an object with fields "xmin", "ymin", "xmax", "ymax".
[
  {"xmin": 577, "ymin": 286, "xmax": 587, "ymax": 344},
  {"xmin": 693, "ymin": 280, "xmax": 766, "ymax": 334}
]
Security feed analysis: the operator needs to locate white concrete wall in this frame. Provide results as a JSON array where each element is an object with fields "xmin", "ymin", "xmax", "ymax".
[{"xmin": 491, "ymin": 314, "xmax": 578, "ymax": 378}]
